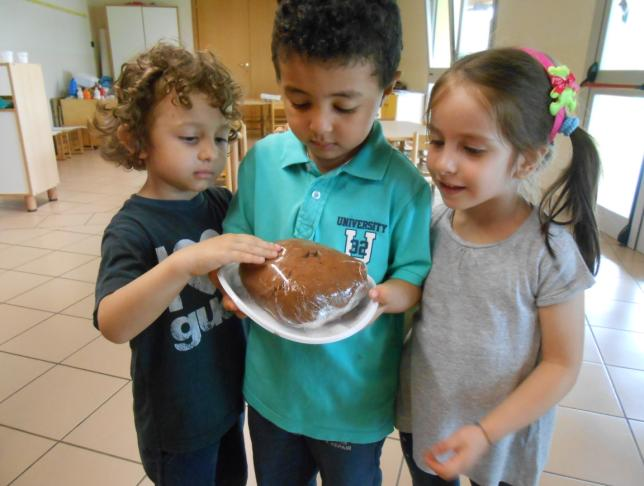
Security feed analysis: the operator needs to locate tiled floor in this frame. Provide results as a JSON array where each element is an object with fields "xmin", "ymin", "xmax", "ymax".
[{"xmin": 1, "ymin": 150, "xmax": 643, "ymax": 485}]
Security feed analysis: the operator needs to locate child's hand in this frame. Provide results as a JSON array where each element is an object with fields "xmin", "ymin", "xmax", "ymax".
[
  {"xmin": 424, "ymin": 424, "xmax": 490, "ymax": 480},
  {"xmin": 368, "ymin": 279, "xmax": 421, "ymax": 316},
  {"xmin": 209, "ymin": 272, "xmax": 247, "ymax": 319},
  {"xmin": 179, "ymin": 234, "xmax": 281, "ymax": 278}
]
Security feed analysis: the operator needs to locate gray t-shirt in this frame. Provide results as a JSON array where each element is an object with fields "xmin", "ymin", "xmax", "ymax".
[{"xmin": 397, "ymin": 205, "xmax": 595, "ymax": 486}]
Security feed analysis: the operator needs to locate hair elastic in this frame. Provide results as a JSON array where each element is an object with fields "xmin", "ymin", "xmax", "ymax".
[{"xmin": 521, "ymin": 47, "xmax": 580, "ymax": 142}]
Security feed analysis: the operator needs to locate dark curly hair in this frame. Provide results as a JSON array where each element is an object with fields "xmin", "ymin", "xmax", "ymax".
[
  {"xmin": 271, "ymin": 0, "xmax": 402, "ymax": 88},
  {"xmin": 95, "ymin": 43, "xmax": 242, "ymax": 170}
]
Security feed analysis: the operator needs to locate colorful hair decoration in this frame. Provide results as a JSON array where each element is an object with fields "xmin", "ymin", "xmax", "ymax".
[{"xmin": 521, "ymin": 47, "xmax": 580, "ymax": 142}]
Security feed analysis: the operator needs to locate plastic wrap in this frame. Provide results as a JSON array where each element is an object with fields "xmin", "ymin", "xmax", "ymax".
[{"xmin": 239, "ymin": 239, "xmax": 370, "ymax": 328}]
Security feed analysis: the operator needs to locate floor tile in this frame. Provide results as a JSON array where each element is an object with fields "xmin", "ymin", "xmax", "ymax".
[
  {"xmin": 0, "ymin": 314, "xmax": 98, "ymax": 362},
  {"xmin": 0, "ymin": 365, "xmax": 127, "ymax": 439},
  {"xmin": 381, "ymin": 437, "xmax": 404, "ymax": 486},
  {"xmin": 0, "ymin": 245, "xmax": 51, "ymax": 270},
  {"xmin": 629, "ymin": 420, "xmax": 644, "ymax": 458},
  {"xmin": 8, "ymin": 278, "xmax": 94, "ymax": 312},
  {"xmin": 608, "ymin": 366, "xmax": 644, "ymax": 421},
  {"xmin": 0, "ymin": 272, "xmax": 53, "ymax": 305},
  {"xmin": 65, "ymin": 383, "xmax": 139, "ymax": 461},
  {"xmin": 15, "ymin": 250, "xmax": 96, "ymax": 277},
  {"xmin": 56, "ymin": 189, "xmax": 113, "ymax": 204},
  {"xmin": 11, "ymin": 442, "xmax": 144, "ymax": 486},
  {"xmin": 0, "ymin": 211, "xmax": 48, "ymax": 230},
  {"xmin": 587, "ymin": 257, "xmax": 644, "ymax": 304},
  {"xmin": 586, "ymin": 298, "xmax": 644, "ymax": 333},
  {"xmin": 38, "ymin": 213, "xmax": 93, "ymax": 229},
  {"xmin": 20, "ymin": 230, "xmax": 88, "ymax": 250},
  {"xmin": 560, "ymin": 362, "xmax": 622, "ymax": 416},
  {"xmin": 540, "ymin": 473, "xmax": 603, "ymax": 485},
  {"xmin": 0, "ymin": 425, "xmax": 55, "ymax": 485},
  {"xmin": 86, "ymin": 211, "xmax": 118, "ymax": 226},
  {"xmin": 0, "ymin": 228, "xmax": 51, "ymax": 244},
  {"xmin": 58, "ymin": 223, "xmax": 109, "ymax": 235},
  {"xmin": 63, "ymin": 336, "xmax": 131, "ymax": 379},
  {"xmin": 62, "ymin": 257, "xmax": 100, "ymax": 282},
  {"xmin": 0, "ymin": 352, "xmax": 53, "ymax": 401},
  {"xmin": 0, "ymin": 303, "xmax": 52, "ymax": 343},
  {"xmin": 61, "ymin": 293, "xmax": 95, "ymax": 319},
  {"xmin": 61, "ymin": 234, "xmax": 102, "ymax": 255},
  {"xmin": 34, "ymin": 200, "xmax": 89, "ymax": 214},
  {"xmin": 592, "ymin": 327, "xmax": 644, "ymax": 371},
  {"xmin": 582, "ymin": 326, "xmax": 601, "ymax": 364},
  {"xmin": 546, "ymin": 407, "xmax": 644, "ymax": 485}
]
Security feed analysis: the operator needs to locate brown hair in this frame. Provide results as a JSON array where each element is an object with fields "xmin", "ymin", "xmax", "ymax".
[
  {"xmin": 428, "ymin": 48, "xmax": 601, "ymax": 274},
  {"xmin": 95, "ymin": 43, "xmax": 242, "ymax": 170}
]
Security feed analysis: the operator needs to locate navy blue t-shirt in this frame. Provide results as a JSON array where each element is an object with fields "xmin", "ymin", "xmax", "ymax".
[{"xmin": 94, "ymin": 188, "xmax": 245, "ymax": 453}]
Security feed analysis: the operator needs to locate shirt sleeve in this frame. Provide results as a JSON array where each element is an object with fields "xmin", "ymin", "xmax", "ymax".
[
  {"xmin": 93, "ymin": 218, "xmax": 152, "ymax": 329},
  {"xmin": 387, "ymin": 181, "xmax": 432, "ymax": 286},
  {"xmin": 536, "ymin": 226, "xmax": 595, "ymax": 308},
  {"xmin": 223, "ymin": 149, "xmax": 257, "ymax": 235}
]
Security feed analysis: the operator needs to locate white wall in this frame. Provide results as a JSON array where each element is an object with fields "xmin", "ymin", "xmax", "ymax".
[
  {"xmin": 0, "ymin": 0, "xmax": 96, "ymax": 99},
  {"xmin": 399, "ymin": 0, "xmax": 430, "ymax": 92},
  {"xmin": 86, "ymin": 0, "xmax": 194, "ymax": 77}
]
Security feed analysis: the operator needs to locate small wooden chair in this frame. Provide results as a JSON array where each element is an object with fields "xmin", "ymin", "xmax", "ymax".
[
  {"xmin": 219, "ymin": 121, "xmax": 248, "ymax": 193},
  {"xmin": 269, "ymin": 100, "xmax": 288, "ymax": 133}
]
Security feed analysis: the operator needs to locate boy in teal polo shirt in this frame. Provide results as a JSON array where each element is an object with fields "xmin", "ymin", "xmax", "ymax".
[{"xmin": 224, "ymin": 1, "xmax": 431, "ymax": 484}]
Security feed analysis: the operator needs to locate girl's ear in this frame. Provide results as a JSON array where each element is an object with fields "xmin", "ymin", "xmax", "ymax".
[
  {"xmin": 117, "ymin": 124, "xmax": 147, "ymax": 159},
  {"xmin": 515, "ymin": 146, "xmax": 548, "ymax": 179}
]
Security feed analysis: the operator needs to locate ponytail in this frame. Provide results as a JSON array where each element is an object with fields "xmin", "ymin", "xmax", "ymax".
[{"xmin": 539, "ymin": 127, "xmax": 601, "ymax": 275}]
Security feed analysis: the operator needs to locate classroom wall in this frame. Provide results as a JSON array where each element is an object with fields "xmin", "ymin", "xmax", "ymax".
[
  {"xmin": 0, "ymin": 0, "xmax": 96, "ymax": 99},
  {"xmin": 86, "ymin": 0, "xmax": 194, "ymax": 77},
  {"xmin": 398, "ymin": 0, "xmax": 430, "ymax": 92}
]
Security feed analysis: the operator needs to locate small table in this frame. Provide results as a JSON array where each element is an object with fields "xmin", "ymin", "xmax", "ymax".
[{"xmin": 380, "ymin": 120, "xmax": 425, "ymax": 143}]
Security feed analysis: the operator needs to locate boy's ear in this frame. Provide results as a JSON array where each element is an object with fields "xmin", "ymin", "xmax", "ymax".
[
  {"xmin": 515, "ymin": 146, "xmax": 548, "ymax": 179},
  {"xmin": 381, "ymin": 70, "xmax": 401, "ymax": 101},
  {"xmin": 117, "ymin": 124, "xmax": 147, "ymax": 159}
]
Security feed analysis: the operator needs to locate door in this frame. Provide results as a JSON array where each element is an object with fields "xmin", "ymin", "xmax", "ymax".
[
  {"xmin": 107, "ymin": 6, "xmax": 146, "ymax": 77},
  {"xmin": 142, "ymin": 7, "xmax": 180, "ymax": 47},
  {"xmin": 584, "ymin": 0, "xmax": 644, "ymax": 250},
  {"xmin": 193, "ymin": 0, "xmax": 278, "ymax": 98}
]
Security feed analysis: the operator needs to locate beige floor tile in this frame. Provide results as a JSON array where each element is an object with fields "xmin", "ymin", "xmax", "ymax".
[
  {"xmin": 0, "ymin": 211, "xmax": 48, "ymax": 230},
  {"xmin": 56, "ymin": 189, "xmax": 114, "ymax": 204},
  {"xmin": 381, "ymin": 437, "xmax": 404, "ymax": 486},
  {"xmin": 629, "ymin": 420, "xmax": 644, "ymax": 457},
  {"xmin": 560, "ymin": 362, "xmax": 622, "ymax": 416},
  {"xmin": 398, "ymin": 460, "xmax": 412, "ymax": 486},
  {"xmin": 582, "ymin": 326, "xmax": 602, "ymax": 364},
  {"xmin": 0, "ymin": 425, "xmax": 55, "ymax": 485},
  {"xmin": 0, "ymin": 228, "xmax": 51, "ymax": 244},
  {"xmin": 0, "ymin": 314, "xmax": 98, "ymax": 362},
  {"xmin": 86, "ymin": 211, "xmax": 118, "ymax": 226},
  {"xmin": 38, "ymin": 213, "xmax": 93, "ymax": 229},
  {"xmin": 0, "ymin": 303, "xmax": 52, "ymax": 343},
  {"xmin": 0, "ymin": 365, "xmax": 127, "ymax": 439},
  {"xmin": 587, "ymin": 257, "xmax": 644, "ymax": 304},
  {"xmin": 62, "ymin": 234, "xmax": 102, "ymax": 255},
  {"xmin": 63, "ymin": 336, "xmax": 131, "ymax": 379},
  {"xmin": 585, "ymin": 298, "xmax": 644, "ymax": 333},
  {"xmin": 540, "ymin": 473, "xmax": 603, "ymax": 485},
  {"xmin": 0, "ymin": 242, "xmax": 9, "ymax": 253},
  {"xmin": 607, "ymin": 366, "xmax": 644, "ymax": 421},
  {"xmin": 546, "ymin": 407, "xmax": 644, "ymax": 485},
  {"xmin": 20, "ymin": 230, "xmax": 88, "ymax": 250},
  {"xmin": 0, "ymin": 270, "xmax": 51, "ymax": 302},
  {"xmin": 16, "ymin": 250, "xmax": 96, "ymax": 277},
  {"xmin": 62, "ymin": 257, "xmax": 100, "ymax": 282},
  {"xmin": 0, "ymin": 352, "xmax": 53, "ymax": 401},
  {"xmin": 61, "ymin": 292, "xmax": 95, "ymax": 318},
  {"xmin": 8, "ymin": 277, "xmax": 94, "ymax": 312},
  {"xmin": 11, "ymin": 442, "xmax": 144, "ymax": 486},
  {"xmin": 34, "ymin": 200, "xmax": 89, "ymax": 214},
  {"xmin": 65, "ymin": 382, "xmax": 139, "ymax": 461},
  {"xmin": 592, "ymin": 327, "xmax": 644, "ymax": 371},
  {"xmin": 0, "ymin": 245, "xmax": 51, "ymax": 270},
  {"xmin": 58, "ymin": 223, "xmax": 109, "ymax": 235}
]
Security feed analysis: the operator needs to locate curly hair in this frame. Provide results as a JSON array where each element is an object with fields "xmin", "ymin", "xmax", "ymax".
[
  {"xmin": 95, "ymin": 43, "xmax": 242, "ymax": 170},
  {"xmin": 271, "ymin": 0, "xmax": 402, "ymax": 89}
]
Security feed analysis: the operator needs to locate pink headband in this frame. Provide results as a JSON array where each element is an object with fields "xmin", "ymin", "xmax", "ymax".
[{"xmin": 521, "ymin": 47, "xmax": 580, "ymax": 142}]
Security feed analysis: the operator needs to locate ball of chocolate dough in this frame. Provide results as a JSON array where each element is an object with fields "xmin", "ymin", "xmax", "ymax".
[{"xmin": 239, "ymin": 239, "xmax": 369, "ymax": 327}]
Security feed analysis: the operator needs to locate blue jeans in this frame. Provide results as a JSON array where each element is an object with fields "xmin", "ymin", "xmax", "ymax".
[
  {"xmin": 140, "ymin": 416, "xmax": 247, "ymax": 486},
  {"xmin": 248, "ymin": 406, "xmax": 385, "ymax": 486}
]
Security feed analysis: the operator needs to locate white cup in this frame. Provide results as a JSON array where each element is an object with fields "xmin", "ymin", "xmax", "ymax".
[
  {"xmin": 0, "ymin": 51, "xmax": 14, "ymax": 63},
  {"xmin": 15, "ymin": 52, "xmax": 28, "ymax": 63}
]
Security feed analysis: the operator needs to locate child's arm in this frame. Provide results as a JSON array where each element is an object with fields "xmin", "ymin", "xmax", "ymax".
[
  {"xmin": 97, "ymin": 234, "xmax": 280, "ymax": 343},
  {"xmin": 425, "ymin": 292, "xmax": 585, "ymax": 479},
  {"xmin": 368, "ymin": 278, "xmax": 421, "ymax": 314}
]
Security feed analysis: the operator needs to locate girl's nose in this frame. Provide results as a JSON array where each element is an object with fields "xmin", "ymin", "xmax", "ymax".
[{"xmin": 431, "ymin": 147, "xmax": 457, "ymax": 175}]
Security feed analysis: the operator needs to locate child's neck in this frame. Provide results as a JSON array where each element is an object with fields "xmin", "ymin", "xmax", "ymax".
[{"xmin": 451, "ymin": 195, "xmax": 532, "ymax": 244}]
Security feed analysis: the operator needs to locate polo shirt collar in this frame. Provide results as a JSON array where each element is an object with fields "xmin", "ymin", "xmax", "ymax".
[{"xmin": 279, "ymin": 121, "xmax": 391, "ymax": 181}]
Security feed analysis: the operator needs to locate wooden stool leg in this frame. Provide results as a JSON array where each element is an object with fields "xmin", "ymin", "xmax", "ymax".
[
  {"xmin": 47, "ymin": 188, "xmax": 58, "ymax": 201},
  {"xmin": 24, "ymin": 195, "xmax": 37, "ymax": 212}
]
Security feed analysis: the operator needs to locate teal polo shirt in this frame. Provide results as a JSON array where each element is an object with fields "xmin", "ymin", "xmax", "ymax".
[{"xmin": 223, "ymin": 121, "xmax": 431, "ymax": 443}]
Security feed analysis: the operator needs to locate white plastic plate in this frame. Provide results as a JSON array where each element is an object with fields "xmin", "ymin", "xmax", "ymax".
[{"xmin": 217, "ymin": 263, "xmax": 379, "ymax": 345}]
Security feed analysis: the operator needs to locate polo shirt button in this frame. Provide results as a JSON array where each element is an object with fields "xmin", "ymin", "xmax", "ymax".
[{"xmin": 311, "ymin": 190, "xmax": 321, "ymax": 200}]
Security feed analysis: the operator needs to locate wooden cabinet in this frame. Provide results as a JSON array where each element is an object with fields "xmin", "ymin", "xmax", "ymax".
[
  {"xmin": 0, "ymin": 63, "xmax": 59, "ymax": 211},
  {"xmin": 193, "ymin": 0, "xmax": 279, "ymax": 98},
  {"xmin": 106, "ymin": 5, "xmax": 180, "ymax": 77}
]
